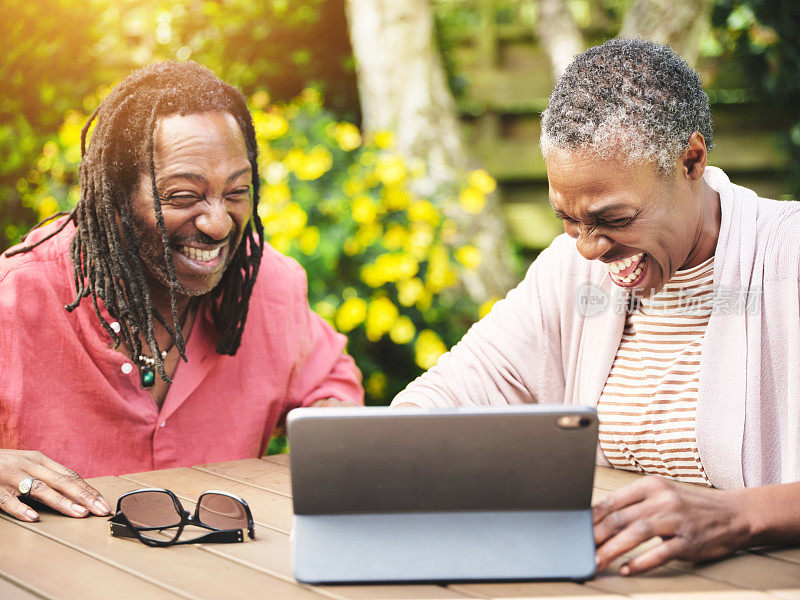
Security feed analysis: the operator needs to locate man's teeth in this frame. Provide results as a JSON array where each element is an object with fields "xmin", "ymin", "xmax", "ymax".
[
  {"xmin": 179, "ymin": 246, "xmax": 221, "ymax": 262},
  {"xmin": 603, "ymin": 252, "xmax": 644, "ymax": 275}
]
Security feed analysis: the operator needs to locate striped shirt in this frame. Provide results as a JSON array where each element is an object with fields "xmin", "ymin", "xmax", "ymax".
[{"xmin": 597, "ymin": 256, "xmax": 715, "ymax": 486}]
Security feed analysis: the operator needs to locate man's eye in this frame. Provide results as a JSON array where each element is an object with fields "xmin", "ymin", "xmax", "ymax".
[{"xmin": 164, "ymin": 194, "xmax": 199, "ymax": 205}]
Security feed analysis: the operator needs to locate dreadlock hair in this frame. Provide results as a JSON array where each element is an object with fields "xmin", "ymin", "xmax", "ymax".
[{"xmin": 5, "ymin": 61, "xmax": 264, "ymax": 383}]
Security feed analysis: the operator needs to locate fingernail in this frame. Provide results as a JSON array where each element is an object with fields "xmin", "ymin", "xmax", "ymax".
[
  {"xmin": 620, "ymin": 564, "xmax": 631, "ymax": 576},
  {"xmin": 72, "ymin": 503, "xmax": 89, "ymax": 515},
  {"xmin": 95, "ymin": 499, "xmax": 111, "ymax": 514},
  {"xmin": 25, "ymin": 509, "xmax": 39, "ymax": 521}
]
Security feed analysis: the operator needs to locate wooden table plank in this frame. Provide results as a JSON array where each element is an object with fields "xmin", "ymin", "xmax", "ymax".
[
  {"xmin": 194, "ymin": 457, "xmax": 293, "ymax": 497},
  {"xmin": 0, "ymin": 576, "xmax": 45, "ymax": 600},
  {"xmin": 119, "ymin": 465, "xmax": 471, "ymax": 600},
  {"xmin": 9, "ymin": 476, "xmax": 335, "ymax": 600},
  {"xmin": 0, "ymin": 516, "xmax": 186, "ymax": 600},
  {"xmin": 450, "ymin": 581, "xmax": 629, "ymax": 599}
]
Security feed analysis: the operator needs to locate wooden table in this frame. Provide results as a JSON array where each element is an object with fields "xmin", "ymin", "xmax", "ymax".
[{"xmin": 1, "ymin": 457, "xmax": 799, "ymax": 600}]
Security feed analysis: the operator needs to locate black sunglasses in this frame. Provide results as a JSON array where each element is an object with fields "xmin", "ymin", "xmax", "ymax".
[{"xmin": 108, "ymin": 488, "xmax": 256, "ymax": 547}]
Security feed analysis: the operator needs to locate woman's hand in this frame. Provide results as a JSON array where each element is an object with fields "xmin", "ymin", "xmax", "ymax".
[
  {"xmin": 593, "ymin": 475, "xmax": 752, "ymax": 575},
  {"xmin": 0, "ymin": 450, "xmax": 111, "ymax": 522}
]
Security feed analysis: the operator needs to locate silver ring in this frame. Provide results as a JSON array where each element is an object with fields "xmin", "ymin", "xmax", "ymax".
[{"xmin": 18, "ymin": 477, "xmax": 35, "ymax": 498}]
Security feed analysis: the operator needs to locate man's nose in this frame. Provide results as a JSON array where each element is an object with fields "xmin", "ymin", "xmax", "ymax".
[
  {"xmin": 195, "ymin": 198, "xmax": 233, "ymax": 242},
  {"xmin": 575, "ymin": 226, "xmax": 612, "ymax": 261}
]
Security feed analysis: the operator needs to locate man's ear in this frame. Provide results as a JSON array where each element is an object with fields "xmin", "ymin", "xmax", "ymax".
[{"xmin": 681, "ymin": 131, "xmax": 708, "ymax": 181}]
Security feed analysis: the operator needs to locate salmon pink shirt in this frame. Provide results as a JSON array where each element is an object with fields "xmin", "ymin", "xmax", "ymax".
[{"xmin": 0, "ymin": 220, "xmax": 363, "ymax": 478}]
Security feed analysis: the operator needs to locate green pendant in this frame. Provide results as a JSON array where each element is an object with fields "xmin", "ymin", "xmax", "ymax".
[{"xmin": 140, "ymin": 365, "xmax": 156, "ymax": 388}]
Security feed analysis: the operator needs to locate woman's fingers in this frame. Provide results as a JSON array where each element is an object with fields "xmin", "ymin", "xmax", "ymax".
[
  {"xmin": 25, "ymin": 478, "xmax": 91, "ymax": 518},
  {"xmin": 0, "ymin": 450, "xmax": 112, "ymax": 520},
  {"xmin": 620, "ymin": 537, "xmax": 687, "ymax": 575},
  {"xmin": 0, "ymin": 486, "xmax": 40, "ymax": 522},
  {"xmin": 31, "ymin": 451, "xmax": 111, "ymax": 513}
]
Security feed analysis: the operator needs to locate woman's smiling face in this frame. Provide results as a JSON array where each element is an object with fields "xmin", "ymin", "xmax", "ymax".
[{"xmin": 545, "ymin": 136, "xmax": 719, "ymax": 296}]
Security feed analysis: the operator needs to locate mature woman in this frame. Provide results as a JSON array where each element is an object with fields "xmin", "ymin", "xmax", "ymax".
[{"xmin": 392, "ymin": 38, "xmax": 800, "ymax": 574}]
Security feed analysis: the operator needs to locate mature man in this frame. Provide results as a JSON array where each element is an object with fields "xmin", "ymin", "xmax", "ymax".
[
  {"xmin": 393, "ymin": 39, "xmax": 800, "ymax": 574},
  {"xmin": 0, "ymin": 62, "xmax": 363, "ymax": 522}
]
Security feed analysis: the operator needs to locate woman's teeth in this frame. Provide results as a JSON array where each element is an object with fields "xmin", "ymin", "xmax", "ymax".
[
  {"xmin": 179, "ymin": 246, "xmax": 221, "ymax": 262},
  {"xmin": 604, "ymin": 252, "xmax": 645, "ymax": 284}
]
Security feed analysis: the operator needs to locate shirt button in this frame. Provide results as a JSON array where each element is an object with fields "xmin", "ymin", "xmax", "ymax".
[
  {"xmin": 110, "ymin": 322, "xmax": 121, "ymax": 334},
  {"xmin": 159, "ymin": 421, "xmax": 167, "ymax": 428},
  {"xmin": 121, "ymin": 363, "xmax": 133, "ymax": 375}
]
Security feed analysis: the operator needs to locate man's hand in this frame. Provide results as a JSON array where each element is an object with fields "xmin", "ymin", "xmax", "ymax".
[
  {"xmin": 593, "ymin": 475, "xmax": 751, "ymax": 575},
  {"xmin": 0, "ymin": 450, "xmax": 111, "ymax": 522}
]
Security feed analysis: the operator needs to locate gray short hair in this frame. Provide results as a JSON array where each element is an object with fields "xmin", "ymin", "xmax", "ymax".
[{"xmin": 540, "ymin": 38, "xmax": 714, "ymax": 175}]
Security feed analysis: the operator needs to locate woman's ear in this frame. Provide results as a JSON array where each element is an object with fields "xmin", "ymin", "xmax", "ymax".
[{"xmin": 681, "ymin": 131, "xmax": 708, "ymax": 181}]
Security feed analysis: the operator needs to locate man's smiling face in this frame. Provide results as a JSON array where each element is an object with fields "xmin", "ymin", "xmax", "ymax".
[
  {"xmin": 130, "ymin": 111, "xmax": 253, "ymax": 301},
  {"xmin": 545, "ymin": 146, "xmax": 705, "ymax": 296}
]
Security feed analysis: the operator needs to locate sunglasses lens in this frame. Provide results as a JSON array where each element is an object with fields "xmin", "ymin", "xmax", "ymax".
[
  {"xmin": 198, "ymin": 493, "xmax": 248, "ymax": 530},
  {"xmin": 119, "ymin": 491, "xmax": 182, "ymax": 530}
]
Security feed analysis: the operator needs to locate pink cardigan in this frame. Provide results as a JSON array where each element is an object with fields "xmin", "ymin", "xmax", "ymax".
[{"xmin": 392, "ymin": 167, "xmax": 800, "ymax": 489}]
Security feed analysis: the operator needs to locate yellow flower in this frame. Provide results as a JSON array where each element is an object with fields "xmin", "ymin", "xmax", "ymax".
[
  {"xmin": 468, "ymin": 169, "xmax": 497, "ymax": 195},
  {"xmin": 365, "ymin": 297, "xmax": 399, "ymax": 342},
  {"xmin": 343, "ymin": 177, "xmax": 365, "ymax": 197},
  {"xmin": 355, "ymin": 223, "xmax": 382, "ymax": 247},
  {"xmin": 414, "ymin": 329, "xmax": 447, "ymax": 370},
  {"xmin": 426, "ymin": 245, "xmax": 457, "ymax": 292},
  {"xmin": 360, "ymin": 264, "xmax": 384, "ymax": 288},
  {"xmin": 455, "ymin": 245, "xmax": 482, "ymax": 270},
  {"xmin": 406, "ymin": 224, "xmax": 434, "ymax": 259},
  {"xmin": 408, "ymin": 199, "xmax": 440, "ymax": 227},
  {"xmin": 396, "ymin": 277, "xmax": 424, "ymax": 306},
  {"xmin": 479, "ymin": 297, "xmax": 500, "ymax": 319},
  {"xmin": 373, "ymin": 130, "xmax": 395, "ymax": 149},
  {"xmin": 253, "ymin": 110, "xmax": 289, "ymax": 140},
  {"xmin": 374, "ymin": 253, "xmax": 418, "ymax": 283},
  {"xmin": 352, "ymin": 195, "xmax": 378, "ymax": 224},
  {"xmin": 335, "ymin": 297, "xmax": 368, "ymax": 332},
  {"xmin": 382, "ymin": 187, "xmax": 411, "ymax": 211},
  {"xmin": 343, "ymin": 238, "xmax": 361, "ymax": 256},
  {"xmin": 42, "ymin": 141, "xmax": 58, "ymax": 158},
  {"xmin": 389, "ymin": 316, "xmax": 416, "ymax": 344},
  {"xmin": 299, "ymin": 227, "xmax": 320, "ymax": 254},
  {"xmin": 265, "ymin": 182, "xmax": 291, "ymax": 204},
  {"xmin": 314, "ymin": 300, "xmax": 337, "ymax": 321},
  {"xmin": 300, "ymin": 87, "xmax": 322, "ymax": 106},
  {"xmin": 382, "ymin": 224, "xmax": 408, "ymax": 250},
  {"xmin": 459, "ymin": 187, "xmax": 487, "ymax": 214},
  {"xmin": 365, "ymin": 372, "xmax": 388, "ymax": 399},
  {"xmin": 375, "ymin": 154, "xmax": 406, "ymax": 186},
  {"xmin": 36, "ymin": 196, "xmax": 59, "ymax": 220},
  {"xmin": 293, "ymin": 146, "xmax": 333, "ymax": 181},
  {"xmin": 261, "ymin": 201, "xmax": 306, "ymax": 237},
  {"xmin": 333, "ymin": 122, "xmax": 362, "ymax": 151},
  {"xmin": 250, "ymin": 90, "xmax": 270, "ymax": 109}
]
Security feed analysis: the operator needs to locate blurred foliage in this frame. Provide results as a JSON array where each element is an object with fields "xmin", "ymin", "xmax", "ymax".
[
  {"xmin": 18, "ymin": 88, "xmax": 501, "ymax": 405},
  {"xmin": 1, "ymin": 0, "xmax": 356, "ymax": 251},
  {"xmin": 711, "ymin": 0, "xmax": 800, "ymax": 197}
]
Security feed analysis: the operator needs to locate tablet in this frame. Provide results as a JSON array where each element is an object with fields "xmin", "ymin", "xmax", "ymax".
[{"xmin": 287, "ymin": 405, "xmax": 598, "ymax": 584}]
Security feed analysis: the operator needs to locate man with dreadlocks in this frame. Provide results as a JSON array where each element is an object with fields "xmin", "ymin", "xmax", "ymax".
[{"xmin": 0, "ymin": 61, "xmax": 363, "ymax": 522}]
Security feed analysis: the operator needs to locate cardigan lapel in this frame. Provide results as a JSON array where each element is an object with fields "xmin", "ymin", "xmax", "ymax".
[{"xmin": 696, "ymin": 167, "xmax": 752, "ymax": 489}]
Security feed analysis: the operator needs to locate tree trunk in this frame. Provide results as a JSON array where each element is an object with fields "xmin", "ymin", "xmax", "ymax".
[
  {"xmin": 345, "ymin": 0, "xmax": 519, "ymax": 301},
  {"xmin": 535, "ymin": 0, "xmax": 585, "ymax": 79},
  {"xmin": 620, "ymin": 0, "xmax": 713, "ymax": 68}
]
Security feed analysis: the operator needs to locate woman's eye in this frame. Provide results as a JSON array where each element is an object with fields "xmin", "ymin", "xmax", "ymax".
[{"xmin": 228, "ymin": 187, "xmax": 250, "ymax": 197}]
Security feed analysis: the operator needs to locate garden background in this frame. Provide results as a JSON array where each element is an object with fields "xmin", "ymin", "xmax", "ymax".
[{"xmin": 1, "ymin": 0, "xmax": 798, "ymax": 409}]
